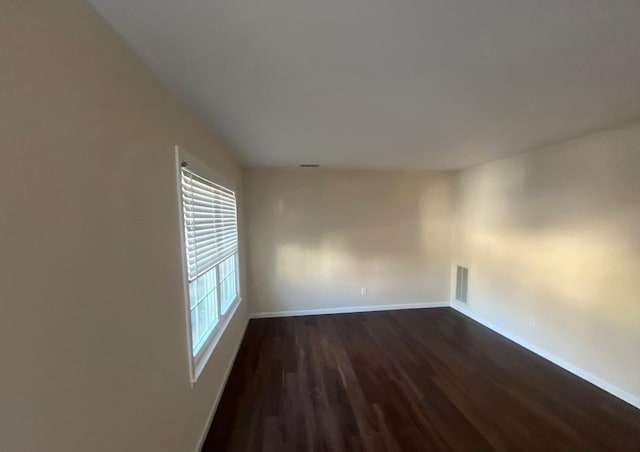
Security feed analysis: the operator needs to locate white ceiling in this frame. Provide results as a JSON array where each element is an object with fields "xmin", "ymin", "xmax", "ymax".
[{"xmin": 89, "ymin": 0, "xmax": 640, "ymax": 170}]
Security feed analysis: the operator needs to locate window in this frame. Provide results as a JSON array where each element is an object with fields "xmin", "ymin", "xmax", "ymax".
[{"xmin": 176, "ymin": 147, "xmax": 241, "ymax": 382}]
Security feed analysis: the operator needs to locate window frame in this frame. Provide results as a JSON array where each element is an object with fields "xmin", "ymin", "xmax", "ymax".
[{"xmin": 175, "ymin": 146, "xmax": 242, "ymax": 384}]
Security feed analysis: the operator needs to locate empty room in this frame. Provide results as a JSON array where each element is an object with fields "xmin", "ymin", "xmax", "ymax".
[{"xmin": 2, "ymin": 1, "xmax": 640, "ymax": 451}]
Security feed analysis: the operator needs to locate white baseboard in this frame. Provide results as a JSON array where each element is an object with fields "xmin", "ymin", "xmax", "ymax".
[
  {"xmin": 195, "ymin": 314, "xmax": 250, "ymax": 452},
  {"xmin": 450, "ymin": 301, "xmax": 640, "ymax": 410},
  {"xmin": 250, "ymin": 301, "xmax": 450, "ymax": 319}
]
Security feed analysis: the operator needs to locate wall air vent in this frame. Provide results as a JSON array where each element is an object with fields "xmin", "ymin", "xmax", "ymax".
[
  {"xmin": 456, "ymin": 266, "xmax": 469, "ymax": 303},
  {"xmin": 299, "ymin": 164, "xmax": 320, "ymax": 168}
]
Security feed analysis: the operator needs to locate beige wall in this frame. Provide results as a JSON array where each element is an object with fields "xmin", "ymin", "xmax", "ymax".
[
  {"xmin": 0, "ymin": 2, "xmax": 248, "ymax": 451},
  {"xmin": 452, "ymin": 121, "xmax": 640, "ymax": 399},
  {"xmin": 245, "ymin": 169, "xmax": 454, "ymax": 314}
]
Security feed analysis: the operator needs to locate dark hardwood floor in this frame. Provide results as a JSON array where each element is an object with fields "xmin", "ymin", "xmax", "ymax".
[{"xmin": 203, "ymin": 308, "xmax": 640, "ymax": 451}]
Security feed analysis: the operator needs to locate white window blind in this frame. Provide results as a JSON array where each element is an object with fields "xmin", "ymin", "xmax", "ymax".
[
  {"xmin": 177, "ymin": 148, "xmax": 242, "ymax": 383},
  {"xmin": 181, "ymin": 166, "xmax": 238, "ymax": 282}
]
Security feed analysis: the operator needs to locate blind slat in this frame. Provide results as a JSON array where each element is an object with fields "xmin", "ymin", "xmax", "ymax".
[
  {"xmin": 181, "ymin": 167, "xmax": 238, "ymax": 281},
  {"xmin": 181, "ymin": 180, "xmax": 235, "ymax": 202},
  {"xmin": 187, "ymin": 174, "xmax": 235, "ymax": 197},
  {"xmin": 185, "ymin": 225, "xmax": 236, "ymax": 238},
  {"xmin": 187, "ymin": 244, "xmax": 238, "ymax": 275},
  {"xmin": 187, "ymin": 235, "xmax": 238, "ymax": 256},
  {"xmin": 184, "ymin": 212, "xmax": 235, "ymax": 225},
  {"xmin": 187, "ymin": 240, "xmax": 238, "ymax": 264},
  {"xmin": 182, "ymin": 203, "xmax": 237, "ymax": 213},
  {"xmin": 182, "ymin": 190, "xmax": 235, "ymax": 207}
]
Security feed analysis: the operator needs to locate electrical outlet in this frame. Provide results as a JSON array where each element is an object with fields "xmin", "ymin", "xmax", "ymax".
[
  {"xmin": 361, "ymin": 287, "xmax": 367, "ymax": 296},
  {"xmin": 528, "ymin": 317, "xmax": 536, "ymax": 328}
]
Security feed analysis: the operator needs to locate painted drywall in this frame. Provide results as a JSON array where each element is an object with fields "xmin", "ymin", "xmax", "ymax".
[
  {"xmin": 89, "ymin": 0, "xmax": 640, "ymax": 170},
  {"xmin": 0, "ymin": 1, "xmax": 248, "ymax": 451},
  {"xmin": 452, "ymin": 121, "xmax": 640, "ymax": 400},
  {"xmin": 245, "ymin": 169, "xmax": 454, "ymax": 314}
]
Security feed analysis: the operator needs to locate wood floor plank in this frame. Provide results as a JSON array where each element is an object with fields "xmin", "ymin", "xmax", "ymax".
[{"xmin": 203, "ymin": 308, "xmax": 640, "ymax": 451}]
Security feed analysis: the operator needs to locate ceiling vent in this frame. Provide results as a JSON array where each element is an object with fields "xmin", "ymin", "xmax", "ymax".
[{"xmin": 456, "ymin": 266, "xmax": 469, "ymax": 303}]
